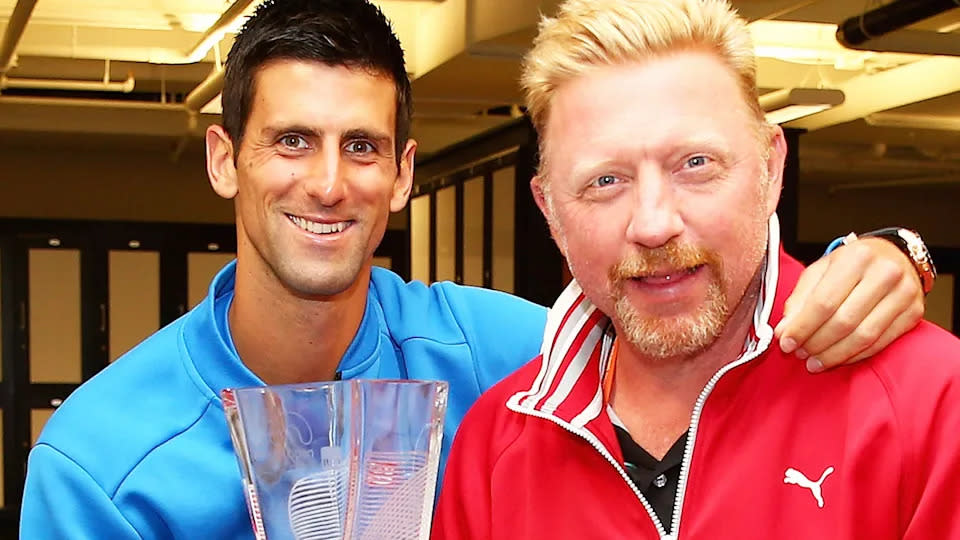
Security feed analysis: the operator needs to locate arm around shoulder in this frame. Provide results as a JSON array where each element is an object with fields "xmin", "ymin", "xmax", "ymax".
[{"xmin": 22, "ymin": 443, "xmax": 141, "ymax": 539}]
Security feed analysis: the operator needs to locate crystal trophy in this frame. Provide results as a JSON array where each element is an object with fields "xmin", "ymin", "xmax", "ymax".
[{"xmin": 223, "ymin": 379, "xmax": 449, "ymax": 540}]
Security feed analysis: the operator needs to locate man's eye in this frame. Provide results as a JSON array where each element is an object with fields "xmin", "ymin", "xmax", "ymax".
[
  {"xmin": 593, "ymin": 175, "xmax": 618, "ymax": 187},
  {"xmin": 685, "ymin": 155, "xmax": 710, "ymax": 168},
  {"xmin": 280, "ymin": 135, "xmax": 307, "ymax": 149},
  {"xmin": 346, "ymin": 141, "xmax": 375, "ymax": 154}
]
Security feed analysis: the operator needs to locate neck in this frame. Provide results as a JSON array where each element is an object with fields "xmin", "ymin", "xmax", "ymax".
[
  {"xmin": 229, "ymin": 258, "xmax": 370, "ymax": 385},
  {"xmin": 609, "ymin": 266, "xmax": 765, "ymax": 458}
]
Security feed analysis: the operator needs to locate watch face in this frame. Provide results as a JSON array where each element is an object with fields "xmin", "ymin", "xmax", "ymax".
[{"xmin": 898, "ymin": 228, "xmax": 937, "ymax": 293}]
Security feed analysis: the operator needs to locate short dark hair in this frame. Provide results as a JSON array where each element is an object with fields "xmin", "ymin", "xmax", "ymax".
[{"xmin": 222, "ymin": 0, "xmax": 412, "ymax": 163}]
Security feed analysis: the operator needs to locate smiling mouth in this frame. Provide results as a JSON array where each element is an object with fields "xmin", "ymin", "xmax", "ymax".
[{"xmin": 287, "ymin": 214, "xmax": 351, "ymax": 235}]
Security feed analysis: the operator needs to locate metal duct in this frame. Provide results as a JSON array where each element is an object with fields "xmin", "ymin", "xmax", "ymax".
[
  {"xmin": 836, "ymin": 0, "xmax": 960, "ymax": 56},
  {"xmin": 182, "ymin": 0, "xmax": 260, "ymax": 63},
  {"xmin": 0, "ymin": 0, "xmax": 39, "ymax": 74},
  {"xmin": 184, "ymin": 68, "xmax": 224, "ymax": 113},
  {"xmin": 1, "ymin": 74, "xmax": 136, "ymax": 93}
]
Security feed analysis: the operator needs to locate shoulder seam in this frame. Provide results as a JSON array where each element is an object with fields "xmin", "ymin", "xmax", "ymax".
[
  {"xmin": 176, "ymin": 313, "xmax": 221, "ymax": 402},
  {"xmin": 865, "ymin": 362, "xmax": 909, "ymax": 535},
  {"xmin": 31, "ymin": 443, "xmax": 145, "ymax": 538},
  {"xmin": 435, "ymin": 284, "xmax": 483, "ymax": 393},
  {"xmin": 374, "ymin": 274, "xmax": 469, "ymax": 347},
  {"xmin": 113, "ymin": 399, "xmax": 215, "ymax": 501}
]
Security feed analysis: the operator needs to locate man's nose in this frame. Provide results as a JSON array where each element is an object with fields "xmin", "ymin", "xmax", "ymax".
[
  {"xmin": 303, "ymin": 146, "xmax": 347, "ymax": 206},
  {"xmin": 624, "ymin": 168, "xmax": 684, "ymax": 249}
]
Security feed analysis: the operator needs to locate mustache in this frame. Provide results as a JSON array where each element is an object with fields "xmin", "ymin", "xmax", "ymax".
[{"xmin": 608, "ymin": 241, "xmax": 722, "ymax": 282}]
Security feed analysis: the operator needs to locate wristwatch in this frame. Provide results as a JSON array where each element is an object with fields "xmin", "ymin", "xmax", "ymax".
[{"xmin": 860, "ymin": 227, "xmax": 937, "ymax": 295}]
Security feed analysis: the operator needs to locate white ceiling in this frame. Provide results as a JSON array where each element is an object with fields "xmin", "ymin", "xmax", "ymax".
[{"xmin": 1, "ymin": 0, "xmax": 959, "ymax": 187}]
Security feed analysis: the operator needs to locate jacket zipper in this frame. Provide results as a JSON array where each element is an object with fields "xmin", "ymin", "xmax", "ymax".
[
  {"xmin": 671, "ymin": 245, "xmax": 780, "ymax": 536},
  {"xmin": 669, "ymin": 328, "xmax": 774, "ymax": 536},
  {"xmin": 505, "ymin": 404, "xmax": 673, "ymax": 540}
]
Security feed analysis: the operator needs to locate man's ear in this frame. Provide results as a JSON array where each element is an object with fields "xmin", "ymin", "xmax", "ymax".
[
  {"xmin": 531, "ymin": 175, "xmax": 550, "ymax": 218},
  {"xmin": 763, "ymin": 125, "xmax": 788, "ymax": 217},
  {"xmin": 530, "ymin": 175, "xmax": 567, "ymax": 258},
  {"xmin": 390, "ymin": 139, "xmax": 417, "ymax": 213},
  {"xmin": 206, "ymin": 124, "xmax": 239, "ymax": 200}
]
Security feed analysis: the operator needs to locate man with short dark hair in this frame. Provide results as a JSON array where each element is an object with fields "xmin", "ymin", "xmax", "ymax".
[{"xmin": 20, "ymin": 0, "xmax": 934, "ymax": 538}]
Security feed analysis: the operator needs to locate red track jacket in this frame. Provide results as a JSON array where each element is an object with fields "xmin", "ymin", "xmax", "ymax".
[{"xmin": 433, "ymin": 231, "xmax": 960, "ymax": 539}]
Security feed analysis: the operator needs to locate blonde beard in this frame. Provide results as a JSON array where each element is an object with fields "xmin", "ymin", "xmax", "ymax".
[
  {"xmin": 615, "ymin": 278, "xmax": 727, "ymax": 360},
  {"xmin": 609, "ymin": 241, "xmax": 729, "ymax": 360}
]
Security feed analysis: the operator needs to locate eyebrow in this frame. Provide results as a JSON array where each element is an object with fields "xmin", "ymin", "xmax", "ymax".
[
  {"xmin": 260, "ymin": 124, "xmax": 320, "ymax": 140},
  {"xmin": 569, "ymin": 159, "xmax": 620, "ymax": 182}
]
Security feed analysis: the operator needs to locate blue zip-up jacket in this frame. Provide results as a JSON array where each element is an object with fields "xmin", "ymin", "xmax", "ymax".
[{"xmin": 21, "ymin": 262, "xmax": 547, "ymax": 538}]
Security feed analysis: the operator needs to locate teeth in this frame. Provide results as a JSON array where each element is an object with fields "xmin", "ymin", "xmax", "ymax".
[{"xmin": 290, "ymin": 215, "xmax": 347, "ymax": 235}]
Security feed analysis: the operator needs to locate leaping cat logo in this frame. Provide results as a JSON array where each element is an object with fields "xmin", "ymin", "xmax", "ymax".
[{"xmin": 783, "ymin": 466, "xmax": 834, "ymax": 508}]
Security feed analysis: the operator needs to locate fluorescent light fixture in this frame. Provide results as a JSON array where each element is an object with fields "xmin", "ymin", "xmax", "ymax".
[
  {"xmin": 865, "ymin": 112, "xmax": 960, "ymax": 131},
  {"xmin": 939, "ymin": 21, "xmax": 960, "ymax": 33},
  {"xmin": 760, "ymin": 88, "xmax": 845, "ymax": 124},
  {"xmin": 765, "ymin": 104, "xmax": 834, "ymax": 124},
  {"xmin": 748, "ymin": 20, "xmax": 922, "ymax": 71}
]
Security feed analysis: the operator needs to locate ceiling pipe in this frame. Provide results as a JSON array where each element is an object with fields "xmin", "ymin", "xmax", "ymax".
[
  {"xmin": 836, "ymin": 0, "xmax": 960, "ymax": 56},
  {"xmin": 0, "ymin": 73, "xmax": 135, "ymax": 93},
  {"xmin": 799, "ymin": 146, "xmax": 960, "ymax": 174},
  {"xmin": 0, "ymin": 0, "xmax": 39, "ymax": 74},
  {"xmin": 173, "ymin": 67, "xmax": 224, "ymax": 162},
  {"xmin": 184, "ymin": 68, "xmax": 224, "ymax": 113},
  {"xmin": 0, "ymin": 95, "xmax": 181, "ymax": 111},
  {"xmin": 182, "ymin": 0, "xmax": 259, "ymax": 63},
  {"xmin": 828, "ymin": 174, "xmax": 960, "ymax": 193},
  {"xmin": 866, "ymin": 111, "xmax": 960, "ymax": 130}
]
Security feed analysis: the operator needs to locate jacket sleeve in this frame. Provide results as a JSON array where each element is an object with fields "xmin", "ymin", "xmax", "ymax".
[
  {"xmin": 896, "ymin": 341, "xmax": 960, "ymax": 538},
  {"xmin": 21, "ymin": 443, "xmax": 141, "ymax": 539},
  {"xmin": 901, "ymin": 401, "xmax": 960, "ymax": 537}
]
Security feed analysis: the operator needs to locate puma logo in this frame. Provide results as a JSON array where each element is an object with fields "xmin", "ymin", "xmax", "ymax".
[{"xmin": 783, "ymin": 466, "xmax": 834, "ymax": 508}]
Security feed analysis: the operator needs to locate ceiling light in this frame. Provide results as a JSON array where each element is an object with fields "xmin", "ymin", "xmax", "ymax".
[
  {"xmin": 760, "ymin": 88, "xmax": 845, "ymax": 124},
  {"xmin": 748, "ymin": 20, "xmax": 921, "ymax": 71}
]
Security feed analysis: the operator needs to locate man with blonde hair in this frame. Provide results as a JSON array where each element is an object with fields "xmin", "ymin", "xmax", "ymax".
[{"xmin": 431, "ymin": 0, "xmax": 960, "ymax": 538}]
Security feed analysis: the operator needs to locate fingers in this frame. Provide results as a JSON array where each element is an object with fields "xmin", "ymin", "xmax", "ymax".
[
  {"xmin": 773, "ymin": 258, "xmax": 830, "ymax": 338},
  {"xmin": 776, "ymin": 246, "xmax": 869, "ymax": 354},
  {"xmin": 807, "ymin": 285, "xmax": 923, "ymax": 372},
  {"xmin": 789, "ymin": 244, "xmax": 902, "ymax": 358},
  {"xmin": 775, "ymin": 236, "xmax": 925, "ymax": 372},
  {"xmin": 775, "ymin": 257, "xmax": 829, "ymax": 346}
]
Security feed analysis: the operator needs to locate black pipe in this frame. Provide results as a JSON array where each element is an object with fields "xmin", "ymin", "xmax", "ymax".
[{"xmin": 837, "ymin": 0, "xmax": 960, "ymax": 47}]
